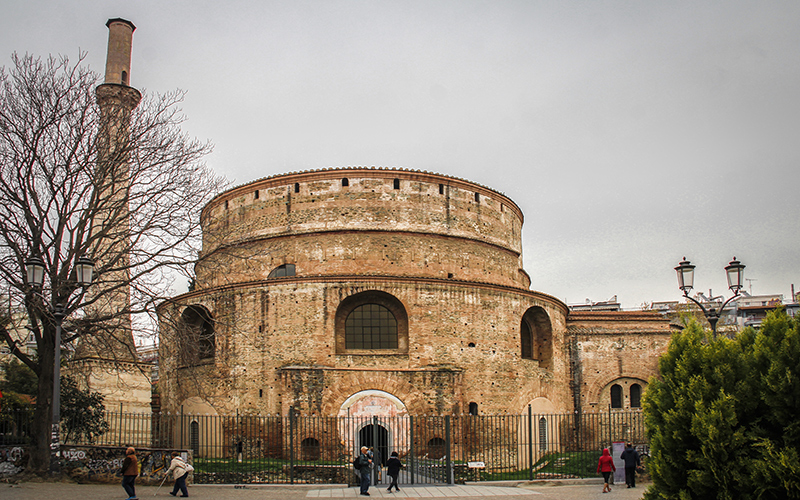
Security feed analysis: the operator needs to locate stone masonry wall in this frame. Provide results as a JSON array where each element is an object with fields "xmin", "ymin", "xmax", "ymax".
[{"xmin": 567, "ymin": 311, "xmax": 673, "ymax": 412}]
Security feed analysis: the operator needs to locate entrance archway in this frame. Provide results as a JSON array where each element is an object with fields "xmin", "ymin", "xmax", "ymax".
[
  {"xmin": 339, "ymin": 390, "xmax": 408, "ymax": 458},
  {"xmin": 359, "ymin": 423, "xmax": 389, "ymax": 467}
]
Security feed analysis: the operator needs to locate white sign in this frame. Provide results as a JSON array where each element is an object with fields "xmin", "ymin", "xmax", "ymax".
[{"xmin": 467, "ymin": 461, "xmax": 485, "ymax": 468}]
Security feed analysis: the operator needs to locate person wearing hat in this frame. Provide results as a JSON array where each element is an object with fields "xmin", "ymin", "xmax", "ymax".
[
  {"xmin": 385, "ymin": 451, "xmax": 403, "ymax": 493},
  {"xmin": 121, "ymin": 447, "xmax": 138, "ymax": 500}
]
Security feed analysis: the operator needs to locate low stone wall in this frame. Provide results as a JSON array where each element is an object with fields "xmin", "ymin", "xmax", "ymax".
[{"xmin": 60, "ymin": 446, "xmax": 192, "ymax": 485}]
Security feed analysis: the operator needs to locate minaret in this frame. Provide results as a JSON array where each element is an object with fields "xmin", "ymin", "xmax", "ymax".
[{"xmin": 67, "ymin": 19, "xmax": 151, "ymax": 416}]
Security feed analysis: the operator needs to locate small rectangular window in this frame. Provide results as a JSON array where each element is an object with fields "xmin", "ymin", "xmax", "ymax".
[
  {"xmin": 254, "ymin": 190, "xmax": 259, "ymax": 199},
  {"xmin": 294, "ymin": 183, "xmax": 300, "ymax": 193},
  {"xmin": 393, "ymin": 179, "xmax": 400, "ymax": 189}
]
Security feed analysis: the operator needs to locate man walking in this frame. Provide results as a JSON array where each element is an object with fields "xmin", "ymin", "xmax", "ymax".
[
  {"xmin": 620, "ymin": 442, "xmax": 641, "ymax": 488},
  {"xmin": 358, "ymin": 446, "xmax": 373, "ymax": 496}
]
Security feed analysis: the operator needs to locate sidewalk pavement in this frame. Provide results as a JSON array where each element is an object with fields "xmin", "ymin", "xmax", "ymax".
[{"xmin": 1, "ymin": 480, "xmax": 648, "ymax": 500}]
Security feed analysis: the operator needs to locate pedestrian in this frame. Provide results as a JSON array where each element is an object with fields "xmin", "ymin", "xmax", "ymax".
[
  {"xmin": 386, "ymin": 451, "xmax": 403, "ymax": 493},
  {"xmin": 357, "ymin": 446, "xmax": 372, "ymax": 496},
  {"xmin": 165, "ymin": 451, "xmax": 193, "ymax": 497},
  {"xmin": 121, "ymin": 447, "xmax": 138, "ymax": 500},
  {"xmin": 372, "ymin": 447, "xmax": 382, "ymax": 484},
  {"xmin": 620, "ymin": 442, "xmax": 641, "ymax": 488},
  {"xmin": 597, "ymin": 447, "xmax": 616, "ymax": 493}
]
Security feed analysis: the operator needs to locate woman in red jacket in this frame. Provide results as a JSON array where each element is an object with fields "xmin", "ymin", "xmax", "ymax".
[{"xmin": 597, "ymin": 448, "xmax": 616, "ymax": 493}]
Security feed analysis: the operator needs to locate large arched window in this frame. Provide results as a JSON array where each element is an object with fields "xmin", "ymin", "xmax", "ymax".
[
  {"xmin": 179, "ymin": 305, "xmax": 215, "ymax": 364},
  {"xmin": 520, "ymin": 306, "xmax": 553, "ymax": 369},
  {"xmin": 335, "ymin": 291, "xmax": 408, "ymax": 353},
  {"xmin": 610, "ymin": 384, "xmax": 623, "ymax": 409},
  {"xmin": 345, "ymin": 304, "xmax": 397, "ymax": 349},
  {"xmin": 630, "ymin": 383, "xmax": 642, "ymax": 408}
]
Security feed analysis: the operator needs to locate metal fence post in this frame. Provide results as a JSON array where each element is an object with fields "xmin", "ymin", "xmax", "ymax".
[
  {"xmin": 409, "ymin": 415, "xmax": 415, "ymax": 485},
  {"xmin": 445, "ymin": 416, "xmax": 452, "ymax": 484},
  {"xmin": 289, "ymin": 407, "xmax": 295, "ymax": 484},
  {"xmin": 528, "ymin": 405, "xmax": 533, "ymax": 481}
]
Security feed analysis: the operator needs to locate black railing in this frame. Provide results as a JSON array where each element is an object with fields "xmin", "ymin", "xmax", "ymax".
[{"xmin": 1, "ymin": 408, "xmax": 646, "ymax": 484}]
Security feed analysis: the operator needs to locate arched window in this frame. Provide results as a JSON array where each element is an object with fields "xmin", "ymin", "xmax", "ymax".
[
  {"xmin": 345, "ymin": 304, "xmax": 397, "ymax": 349},
  {"xmin": 342, "ymin": 178, "xmax": 349, "ymax": 187},
  {"xmin": 121, "ymin": 70, "xmax": 128, "ymax": 85},
  {"xmin": 190, "ymin": 421, "xmax": 199, "ymax": 456},
  {"xmin": 520, "ymin": 307, "xmax": 553, "ymax": 369},
  {"xmin": 268, "ymin": 264, "xmax": 295, "ymax": 278},
  {"xmin": 468, "ymin": 402, "xmax": 478, "ymax": 415},
  {"xmin": 179, "ymin": 305, "xmax": 215, "ymax": 364},
  {"xmin": 301, "ymin": 437, "xmax": 321, "ymax": 461},
  {"xmin": 538, "ymin": 417, "xmax": 548, "ymax": 451},
  {"xmin": 294, "ymin": 182, "xmax": 300, "ymax": 193},
  {"xmin": 521, "ymin": 320, "xmax": 533, "ymax": 359},
  {"xmin": 611, "ymin": 384, "xmax": 623, "ymax": 409},
  {"xmin": 630, "ymin": 383, "xmax": 642, "ymax": 408},
  {"xmin": 427, "ymin": 437, "xmax": 446, "ymax": 459},
  {"xmin": 393, "ymin": 178, "xmax": 400, "ymax": 189},
  {"xmin": 335, "ymin": 291, "xmax": 408, "ymax": 353}
]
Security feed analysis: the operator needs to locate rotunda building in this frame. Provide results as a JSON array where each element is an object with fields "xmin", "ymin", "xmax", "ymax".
[{"xmin": 158, "ymin": 167, "xmax": 573, "ymax": 419}]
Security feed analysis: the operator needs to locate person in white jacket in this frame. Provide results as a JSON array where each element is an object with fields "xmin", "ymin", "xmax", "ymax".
[{"xmin": 165, "ymin": 451, "xmax": 193, "ymax": 497}]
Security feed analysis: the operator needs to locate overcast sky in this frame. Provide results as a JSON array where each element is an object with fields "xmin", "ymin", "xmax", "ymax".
[{"xmin": 2, "ymin": 1, "xmax": 799, "ymax": 309}]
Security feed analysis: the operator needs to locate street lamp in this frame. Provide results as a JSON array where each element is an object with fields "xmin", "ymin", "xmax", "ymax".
[
  {"xmin": 25, "ymin": 254, "xmax": 94, "ymax": 475},
  {"xmin": 674, "ymin": 257, "xmax": 745, "ymax": 337}
]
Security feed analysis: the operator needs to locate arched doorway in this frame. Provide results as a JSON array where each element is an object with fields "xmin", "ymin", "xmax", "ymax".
[
  {"xmin": 358, "ymin": 422, "xmax": 390, "ymax": 467},
  {"xmin": 339, "ymin": 390, "xmax": 408, "ymax": 461}
]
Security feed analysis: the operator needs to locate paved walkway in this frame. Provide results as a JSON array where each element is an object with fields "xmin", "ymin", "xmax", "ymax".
[
  {"xmin": 0, "ymin": 481, "xmax": 648, "ymax": 500},
  {"xmin": 308, "ymin": 484, "xmax": 540, "ymax": 497}
]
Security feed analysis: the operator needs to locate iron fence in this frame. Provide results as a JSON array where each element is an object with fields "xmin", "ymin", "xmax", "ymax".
[{"xmin": 1, "ymin": 408, "xmax": 646, "ymax": 484}]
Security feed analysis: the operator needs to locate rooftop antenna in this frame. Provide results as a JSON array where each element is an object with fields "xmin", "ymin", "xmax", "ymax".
[{"xmin": 746, "ymin": 278, "xmax": 757, "ymax": 295}]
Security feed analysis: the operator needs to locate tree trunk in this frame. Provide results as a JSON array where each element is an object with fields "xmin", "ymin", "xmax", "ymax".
[{"xmin": 29, "ymin": 330, "xmax": 56, "ymax": 475}]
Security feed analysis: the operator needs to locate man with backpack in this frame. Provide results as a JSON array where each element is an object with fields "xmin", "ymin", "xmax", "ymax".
[{"xmin": 355, "ymin": 446, "xmax": 372, "ymax": 496}]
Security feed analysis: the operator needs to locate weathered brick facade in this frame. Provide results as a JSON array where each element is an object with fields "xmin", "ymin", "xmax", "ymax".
[{"xmin": 158, "ymin": 168, "xmax": 670, "ymax": 421}]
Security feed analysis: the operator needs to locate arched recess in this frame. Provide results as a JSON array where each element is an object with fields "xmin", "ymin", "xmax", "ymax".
[
  {"xmin": 523, "ymin": 397, "xmax": 559, "ymax": 459},
  {"xmin": 176, "ymin": 397, "xmax": 220, "ymax": 458},
  {"xmin": 338, "ymin": 390, "xmax": 409, "ymax": 462},
  {"xmin": 179, "ymin": 305, "xmax": 215, "ymax": 365},
  {"xmin": 335, "ymin": 291, "xmax": 409, "ymax": 354},
  {"xmin": 520, "ymin": 306, "xmax": 553, "ymax": 369}
]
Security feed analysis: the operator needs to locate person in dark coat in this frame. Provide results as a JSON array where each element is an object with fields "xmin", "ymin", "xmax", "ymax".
[
  {"xmin": 597, "ymin": 448, "xmax": 616, "ymax": 493},
  {"xmin": 620, "ymin": 442, "xmax": 641, "ymax": 488},
  {"xmin": 121, "ymin": 447, "xmax": 138, "ymax": 500},
  {"xmin": 385, "ymin": 451, "xmax": 403, "ymax": 492},
  {"xmin": 357, "ymin": 446, "xmax": 372, "ymax": 496}
]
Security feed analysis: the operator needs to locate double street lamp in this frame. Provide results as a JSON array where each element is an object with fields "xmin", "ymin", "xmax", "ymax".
[
  {"xmin": 24, "ymin": 254, "xmax": 94, "ymax": 475},
  {"xmin": 675, "ymin": 257, "xmax": 745, "ymax": 337}
]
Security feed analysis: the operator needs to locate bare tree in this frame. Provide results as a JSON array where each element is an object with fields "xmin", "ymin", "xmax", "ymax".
[{"xmin": 0, "ymin": 52, "xmax": 226, "ymax": 474}]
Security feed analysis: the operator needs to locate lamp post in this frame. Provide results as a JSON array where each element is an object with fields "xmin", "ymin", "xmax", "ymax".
[
  {"xmin": 24, "ymin": 254, "xmax": 94, "ymax": 475},
  {"xmin": 674, "ymin": 257, "xmax": 745, "ymax": 337}
]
